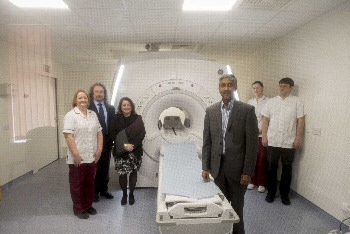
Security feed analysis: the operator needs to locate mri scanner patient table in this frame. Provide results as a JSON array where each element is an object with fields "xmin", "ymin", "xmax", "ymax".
[{"xmin": 156, "ymin": 143, "xmax": 239, "ymax": 234}]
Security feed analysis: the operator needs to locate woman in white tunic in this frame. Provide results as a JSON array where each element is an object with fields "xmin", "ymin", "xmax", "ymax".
[{"xmin": 63, "ymin": 90, "xmax": 103, "ymax": 219}]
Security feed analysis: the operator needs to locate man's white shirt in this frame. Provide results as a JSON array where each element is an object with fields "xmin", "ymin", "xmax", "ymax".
[{"xmin": 261, "ymin": 95, "xmax": 305, "ymax": 148}]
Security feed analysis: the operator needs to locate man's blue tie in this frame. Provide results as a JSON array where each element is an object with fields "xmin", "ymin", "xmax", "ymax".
[{"xmin": 98, "ymin": 103, "xmax": 107, "ymax": 134}]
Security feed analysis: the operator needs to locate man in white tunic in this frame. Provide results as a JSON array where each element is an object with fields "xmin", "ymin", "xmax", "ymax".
[{"xmin": 261, "ymin": 77, "xmax": 305, "ymax": 205}]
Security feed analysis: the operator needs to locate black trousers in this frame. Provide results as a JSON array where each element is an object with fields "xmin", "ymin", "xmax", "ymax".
[
  {"xmin": 266, "ymin": 146, "xmax": 295, "ymax": 198},
  {"xmin": 214, "ymin": 159, "xmax": 247, "ymax": 234},
  {"xmin": 94, "ymin": 147, "xmax": 112, "ymax": 194}
]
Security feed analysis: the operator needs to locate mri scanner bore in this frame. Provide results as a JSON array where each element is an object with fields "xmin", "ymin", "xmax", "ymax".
[{"xmin": 111, "ymin": 51, "xmax": 233, "ymax": 187}]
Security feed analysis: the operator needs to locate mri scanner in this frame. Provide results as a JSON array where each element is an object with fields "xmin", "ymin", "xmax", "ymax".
[{"xmin": 111, "ymin": 51, "xmax": 239, "ymax": 233}]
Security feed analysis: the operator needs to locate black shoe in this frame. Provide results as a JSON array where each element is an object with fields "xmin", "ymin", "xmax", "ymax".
[
  {"xmin": 129, "ymin": 194, "xmax": 135, "ymax": 205},
  {"xmin": 94, "ymin": 193, "xmax": 100, "ymax": 202},
  {"xmin": 281, "ymin": 197, "xmax": 291, "ymax": 206},
  {"xmin": 100, "ymin": 191, "xmax": 114, "ymax": 199},
  {"xmin": 121, "ymin": 195, "xmax": 127, "ymax": 205},
  {"xmin": 75, "ymin": 211, "xmax": 89, "ymax": 219},
  {"xmin": 86, "ymin": 207, "xmax": 97, "ymax": 215},
  {"xmin": 265, "ymin": 194, "xmax": 275, "ymax": 203}
]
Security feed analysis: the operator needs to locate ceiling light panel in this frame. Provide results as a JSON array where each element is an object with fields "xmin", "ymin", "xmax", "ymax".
[
  {"xmin": 183, "ymin": 0, "xmax": 238, "ymax": 11},
  {"xmin": 8, "ymin": 0, "xmax": 69, "ymax": 9}
]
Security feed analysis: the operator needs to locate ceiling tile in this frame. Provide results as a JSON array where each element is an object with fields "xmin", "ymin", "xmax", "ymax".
[
  {"xmin": 257, "ymin": 10, "xmax": 324, "ymax": 37},
  {"xmin": 282, "ymin": 0, "xmax": 349, "ymax": 12},
  {"xmin": 0, "ymin": 0, "xmax": 346, "ymax": 64}
]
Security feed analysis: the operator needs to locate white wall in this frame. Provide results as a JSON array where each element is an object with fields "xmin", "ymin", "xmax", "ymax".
[
  {"xmin": 0, "ymin": 26, "xmax": 62, "ymax": 185},
  {"xmin": 0, "ymin": 39, "xmax": 25, "ymax": 186}
]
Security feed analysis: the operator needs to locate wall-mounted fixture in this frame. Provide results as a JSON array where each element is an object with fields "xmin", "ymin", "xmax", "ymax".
[{"xmin": 0, "ymin": 83, "xmax": 11, "ymax": 96}]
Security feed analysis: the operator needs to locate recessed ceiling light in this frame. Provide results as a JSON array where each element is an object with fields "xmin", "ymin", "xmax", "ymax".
[
  {"xmin": 8, "ymin": 0, "xmax": 69, "ymax": 9},
  {"xmin": 183, "ymin": 0, "xmax": 237, "ymax": 11}
]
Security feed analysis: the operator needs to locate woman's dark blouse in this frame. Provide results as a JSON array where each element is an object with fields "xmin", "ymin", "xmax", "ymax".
[{"xmin": 115, "ymin": 113, "xmax": 144, "ymax": 157}]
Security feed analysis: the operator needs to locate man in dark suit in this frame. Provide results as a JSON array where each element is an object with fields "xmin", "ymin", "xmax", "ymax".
[
  {"xmin": 89, "ymin": 83, "xmax": 116, "ymax": 201},
  {"xmin": 202, "ymin": 74, "xmax": 258, "ymax": 234}
]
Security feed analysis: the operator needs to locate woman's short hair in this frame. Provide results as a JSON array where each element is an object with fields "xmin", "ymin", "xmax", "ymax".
[
  {"xmin": 72, "ymin": 90, "xmax": 89, "ymax": 108},
  {"xmin": 252, "ymin": 81, "xmax": 264, "ymax": 87}
]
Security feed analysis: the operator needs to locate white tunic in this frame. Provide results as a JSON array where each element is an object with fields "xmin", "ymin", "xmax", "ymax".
[
  {"xmin": 63, "ymin": 107, "xmax": 102, "ymax": 164},
  {"xmin": 247, "ymin": 95, "xmax": 270, "ymax": 137},
  {"xmin": 261, "ymin": 95, "xmax": 305, "ymax": 148}
]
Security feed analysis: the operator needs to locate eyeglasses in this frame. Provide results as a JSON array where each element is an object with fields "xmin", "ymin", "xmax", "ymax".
[{"xmin": 220, "ymin": 83, "xmax": 234, "ymax": 88}]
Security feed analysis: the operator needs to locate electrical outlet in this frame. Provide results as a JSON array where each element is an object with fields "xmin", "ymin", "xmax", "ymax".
[{"xmin": 312, "ymin": 128, "xmax": 321, "ymax": 135}]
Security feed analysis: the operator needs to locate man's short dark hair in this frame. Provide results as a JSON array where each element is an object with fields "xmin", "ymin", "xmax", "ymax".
[
  {"xmin": 279, "ymin": 77, "xmax": 294, "ymax": 87},
  {"xmin": 252, "ymin": 81, "xmax": 263, "ymax": 87},
  {"xmin": 219, "ymin": 74, "xmax": 237, "ymax": 88}
]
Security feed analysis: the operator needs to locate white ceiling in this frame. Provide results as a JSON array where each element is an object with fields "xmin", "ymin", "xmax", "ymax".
[{"xmin": 0, "ymin": 0, "xmax": 348, "ymax": 64}]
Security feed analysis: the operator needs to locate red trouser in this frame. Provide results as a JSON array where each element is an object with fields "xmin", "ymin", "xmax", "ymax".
[
  {"xmin": 250, "ymin": 138, "xmax": 268, "ymax": 187},
  {"xmin": 69, "ymin": 163, "xmax": 97, "ymax": 214}
]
